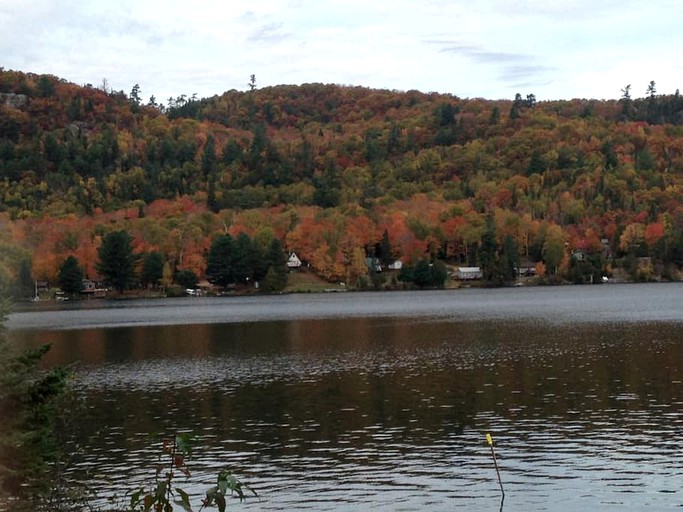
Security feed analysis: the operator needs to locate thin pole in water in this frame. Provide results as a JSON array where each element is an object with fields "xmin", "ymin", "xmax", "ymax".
[{"xmin": 486, "ymin": 432, "xmax": 505, "ymax": 498}]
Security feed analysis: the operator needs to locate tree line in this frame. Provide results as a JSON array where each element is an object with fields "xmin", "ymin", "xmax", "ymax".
[{"xmin": 54, "ymin": 229, "xmax": 289, "ymax": 296}]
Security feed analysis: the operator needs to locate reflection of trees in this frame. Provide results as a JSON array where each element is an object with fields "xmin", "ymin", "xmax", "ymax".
[{"xmin": 11, "ymin": 319, "xmax": 682, "ymax": 478}]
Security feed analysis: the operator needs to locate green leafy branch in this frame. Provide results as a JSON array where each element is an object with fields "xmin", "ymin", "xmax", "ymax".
[
  {"xmin": 202, "ymin": 469, "xmax": 257, "ymax": 512},
  {"xmin": 128, "ymin": 433, "xmax": 256, "ymax": 512}
]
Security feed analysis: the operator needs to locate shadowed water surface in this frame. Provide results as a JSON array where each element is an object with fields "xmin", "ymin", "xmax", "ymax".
[{"xmin": 8, "ymin": 284, "xmax": 683, "ymax": 511}]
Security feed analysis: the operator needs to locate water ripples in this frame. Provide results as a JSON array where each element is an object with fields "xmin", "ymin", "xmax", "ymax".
[
  {"xmin": 74, "ymin": 380, "xmax": 683, "ymax": 511},
  {"xmin": 79, "ymin": 406, "xmax": 683, "ymax": 511},
  {"xmin": 18, "ymin": 298, "xmax": 681, "ymax": 511}
]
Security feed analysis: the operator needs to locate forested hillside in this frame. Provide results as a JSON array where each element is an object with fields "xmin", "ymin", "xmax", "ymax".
[{"xmin": 1, "ymin": 68, "xmax": 683, "ymax": 293}]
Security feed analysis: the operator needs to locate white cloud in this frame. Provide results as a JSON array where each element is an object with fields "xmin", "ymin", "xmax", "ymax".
[{"xmin": 1, "ymin": 0, "xmax": 682, "ymax": 102}]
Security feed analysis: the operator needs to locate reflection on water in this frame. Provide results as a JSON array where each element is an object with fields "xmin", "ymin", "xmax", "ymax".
[{"xmin": 8, "ymin": 285, "xmax": 683, "ymax": 511}]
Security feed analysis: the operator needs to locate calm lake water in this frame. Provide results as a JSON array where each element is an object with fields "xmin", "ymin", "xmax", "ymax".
[{"xmin": 7, "ymin": 284, "xmax": 683, "ymax": 511}]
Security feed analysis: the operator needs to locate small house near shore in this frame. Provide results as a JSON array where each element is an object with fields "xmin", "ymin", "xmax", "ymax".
[
  {"xmin": 456, "ymin": 266, "xmax": 483, "ymax": 280},
  {"xmin": 388, "ymin": 260, "xmax": 403, "ymax": 270},
  {"xmin": 81, "ymin": 279, "xmax": 107, "ymax": 298},
  {"xmin": 287, "ymin": 252, "xmax": 302, "ymax": 269},
  {"xmin": 365, "ymin": 257, "xmax": 382, "ymax": 272}
]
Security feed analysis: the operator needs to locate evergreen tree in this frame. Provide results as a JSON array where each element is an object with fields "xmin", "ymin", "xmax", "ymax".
[
  {"xmin": 129, "ymin": 83, "xmax": 141, "ymax": 113},
  {"xmin": 247, "ymin": 123, "xmax": 267, "ymax": 180},
  {"xmin": 206, "ymin": 234, "xmax": 235, "ymax": 288},
  {"xmin": 387, "ymin": 122, "xmax": 402, "ymax": 155},
  {"xmin": 313, "ymin": 167, "xmax": 341, "ymax": 208},
  {"xmin": 619, "ymin": 84, "xmax": 633, "ymax": 121},
  {"xmin": 434, "ymin": 102, "xmax": 458, "ymax": 126},
  {"xmin": 67, "ymin": 96, "xmax": 81, "ymax": 121},
  {"xmin": 602, "ymin": 141, "xmax": 619, "ymax": 169},
  {"xmin": 13, "ymin": 258, "xmax": 34, "ymax": 300},
  {"xmin": 364, "ymin": 128, "xmax": 385, "ymax": 162},
  {"xmin": 262, "ymin": 267, "xmax": 283, "ymax": 293},
  {"xmin": 43, "ymin": 133, "xmax": 62, "ymax": 168},
  {"xmin": 488, "ymin": 106, "xmax": 501, "ymax": 125},
  {"xmin": 526, "ymin": 150, "xmax": 545, "ymax": 175},
  {"xmin": 57, "ymin": 255, "xmax": 84, "ymax": 296},
  {"xmin": 222, "ymin": 139, "xmax": 243, "ymax": 165},
  {"xmin": 250, "ymin": 237, "xmax": 270, "ymax": 283},
  {"xmin": 141, "ymin": 252, "xmax": 164, "ymax": 288},
  {"xmin": 500, "ymin": 235, "xmax": 519, "ymax": 283},
  {"xmin": 199, "ymin": 134, "xmax": 220, "ymax": 209},
  {"xmin": 0, "ymin": 303, "xmax": 69, "ymax": 507},
  {"xmin": 96, "ymin": 230, "xmax": 137, "ymax": 293},
  {"xmin": 412, "ymin": 259, "xmax": 432, "ymax": 288},
  {"xmin": 510, "ymin": 93, "xmax": 523, "ymax": 119},
  {"xmin": 207, "ymin": 176, "xmax": 219, "ymax": 213},
  {"xmin": 201, "ymin": 135, "xmax": 217, "ymax": 178},
  {"xmin": 478, "ymin": 213, "xmax": 498, "ymax": 282},
  {"xmin": 376, "ymin": 229, "xmax": 393, "ymax": 268},
  {"xmin": 175, "ymin": 269, "xmax": 198, "ymax": 289},
  {"xmin": 232, "ymin": 232, "xmax": 254, "ymax": 284},
  {"xmin": 37, "ymin": 75, "xmax": 55, "ymax": 98},
  {"xmin": 568, "ymin": 253, "xmax": 602, "ymax": 284},
  {"xmin": 430, "ymin": 260, "xmax": 448, "ymax": 288},
  {"xmin": 397, "ymin": 264, "xmax": 414, "ymax": 284},
  {"xmin": 261, "ymin": 238, "xmax": 288, "ymax": 292}
]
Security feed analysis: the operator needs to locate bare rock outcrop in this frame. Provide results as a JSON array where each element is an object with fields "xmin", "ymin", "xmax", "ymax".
[{"xmin": 0, "ymin": 92, "xmax": 28, "ymax": 108}]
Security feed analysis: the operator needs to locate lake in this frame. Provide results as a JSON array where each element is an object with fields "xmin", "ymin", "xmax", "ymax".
[{"xmin": 7, "ymin": 283, "xmax": 683, "ymax": 511}]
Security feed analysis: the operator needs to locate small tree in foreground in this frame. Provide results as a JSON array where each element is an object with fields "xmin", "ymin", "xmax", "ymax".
[
  {"xmin": 0, "ymin": 302, "xmax": 70, "ymax": 510},
  {"xmin": 128, "ymin": 433, "xmax": 256, "ymax": 512}
]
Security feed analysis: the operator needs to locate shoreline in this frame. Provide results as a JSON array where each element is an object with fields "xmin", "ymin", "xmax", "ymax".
[{"xmin": 8, "ymin": 281, "xmax": 683, "ymax": 332}]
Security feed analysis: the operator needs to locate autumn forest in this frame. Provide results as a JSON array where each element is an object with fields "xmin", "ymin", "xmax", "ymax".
[{"xmin": 1, "ymin": 68, "xmax": 683, "ymax": 296}]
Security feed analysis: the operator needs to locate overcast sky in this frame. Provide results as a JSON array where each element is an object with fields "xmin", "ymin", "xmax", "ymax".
[{"xmin": 2, "ymin": 0, "xmax": 682, "ymax": 104}]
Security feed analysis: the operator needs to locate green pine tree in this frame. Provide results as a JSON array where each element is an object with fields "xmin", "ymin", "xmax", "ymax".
[
  {"xmin": 141, "ymin": 252, "xmax": 164, "ymax": 288},
  {"xmin": 261, "ymin": 239, "xmax": 288, "ymax": 292},
  {"xmin": 0, "ymin": 302, "xmax": 70, "ymax": 508},
  {"xmin": 478, "ymin": 213, "xmax": 498, "ymax": 282},
  {"xmin": 96, "ymin": 230, "xmax": 137, "ymax": 293},
  {"xmin": 206, "ymin": 235, "xmax": 236, "ymax": 288},
  {"xmin": 58, "ymin": 255, "xmax": 84, "ymax": 296}
]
